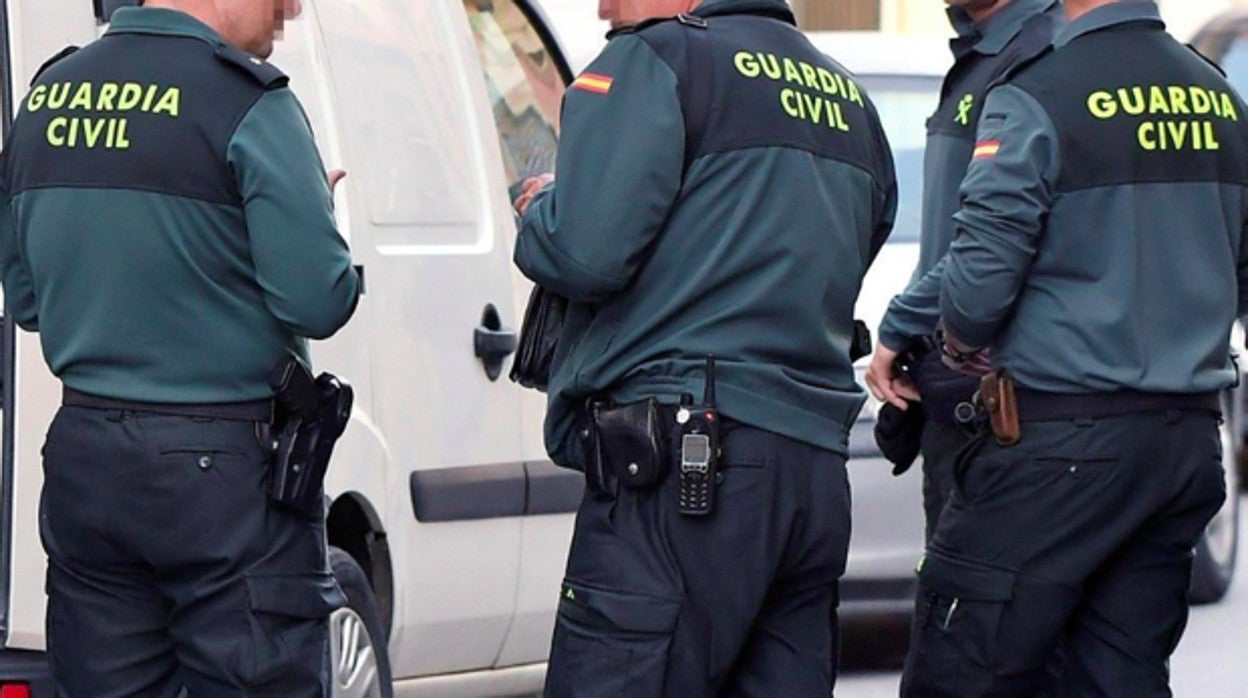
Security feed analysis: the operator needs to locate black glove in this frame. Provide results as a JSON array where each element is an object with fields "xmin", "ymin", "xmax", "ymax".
[{"xmin": 874, "ymin": 401, "xmax": 925, "ymax": 476}]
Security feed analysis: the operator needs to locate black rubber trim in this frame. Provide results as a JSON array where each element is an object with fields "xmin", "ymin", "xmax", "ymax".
[
  {"xmin": 514, "ymin": 0, "xmax": 574, "ymax": 85},
  {"xmin": 0, "ymin": 649, "xmax": 53, "ymax": 697},
  {"xmin": 524, "ymin": 460, "xmax": 586, "ymax": 515},
  {"xmin": 409, "ymin": 460, "xmax": 583, "ymax": 523},
  {"xmin": 1, "ymin": 0, "xmax": 15, "ymax": 645}
]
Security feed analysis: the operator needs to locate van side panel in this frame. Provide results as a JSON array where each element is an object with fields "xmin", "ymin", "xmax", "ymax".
[
  {"xmin": 295, "ymin": 0, "xmax": 528, "ymax": 677},
  {"xmin": 4, "ymin": 0, "xmax": 98, "ymax": 653}
]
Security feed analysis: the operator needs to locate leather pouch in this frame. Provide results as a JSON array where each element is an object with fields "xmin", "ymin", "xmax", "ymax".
[
  {"xmin": 980, "ymin": 369, "xmax": 1020, "ymax": 446},
  {"xmin": 510, "ymin": 285, "xmax": 568, "ymax": 392},
  {"xmin": 593, "ymin": 400, "xmax": 668, "ymax": 490}
]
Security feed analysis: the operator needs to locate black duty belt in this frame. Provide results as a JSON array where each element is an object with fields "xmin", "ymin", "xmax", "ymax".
[
  {"xmin": 654, "ymin": 403, "xmax": 745, "ymax": 431},
  {"xmin": 63, "ymin": 386, "xmax": 274, "ymax": 423},
  {"xmin": 1015, "ymin": 389, "xmax": 1220, "ymax": 422}
]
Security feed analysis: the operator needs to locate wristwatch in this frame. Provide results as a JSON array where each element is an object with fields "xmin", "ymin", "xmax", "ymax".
[{"xmin": 935, "ymin": 329, "xmax": 980, "ymax": 364}]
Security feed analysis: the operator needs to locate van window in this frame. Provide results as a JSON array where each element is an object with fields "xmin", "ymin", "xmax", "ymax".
[{"xmin": 463, "ymin": 0, "xmax": 563, "ymax": 190}]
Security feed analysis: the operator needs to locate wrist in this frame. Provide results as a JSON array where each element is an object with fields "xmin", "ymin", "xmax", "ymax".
[{"xmin": 936, "ymin": 328, "xmax": 980, "ymax": 364}]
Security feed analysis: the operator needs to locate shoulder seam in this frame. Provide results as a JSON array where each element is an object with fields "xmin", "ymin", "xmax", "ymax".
[{"xmin": 221, "ymin": 88, "xmax": 278, "ymax": 204}]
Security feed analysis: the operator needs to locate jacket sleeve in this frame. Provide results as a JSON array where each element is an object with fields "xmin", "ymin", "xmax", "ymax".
[
  {"xmin": 0, "ymin": 155, "xmax": 38, "ymax": 331},
  {"xmin": 227, "ymin": 89, "xmax": 360, "ymax": 340},
  {"xmin": 878, "ymin": 256, "xmax": 947, "ymax": 352},
  {"xmin": 514, "ymin": 35, "xmax": 685, "ymax": 304},
  {"xmin": 940, "ymin": 85, "xmax": 1060, "ymax": 349},
  {"xmin": 868, "ymin": 110, "xmax": 899, "ymax": 268},
  {"xmin": 1239, "ymin": 207, "xmax": 1248, "ymax": 323}
]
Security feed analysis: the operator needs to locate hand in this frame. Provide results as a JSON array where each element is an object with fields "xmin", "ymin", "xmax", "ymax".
[
  {"xmin": 513, "ymin": 173, "xmax": 554, "ymax": 216},
  {"xmin": 328, "ymin": 169, "xmax": 347, "ymax": 194},
  {"xmin": 865, "ymin": 344, "xmax": 921, "ymax": 410},
  {"xmin": 940, "ymin": 332, "xmax": 993, "ymax": 376}
]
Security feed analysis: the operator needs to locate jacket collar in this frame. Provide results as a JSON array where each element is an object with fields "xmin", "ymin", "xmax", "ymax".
[
  {"xmin": 105, "ymin": 6, "xmax": 224, "ymax": 47},
  {"xmin": 694, "ymin": 0, "xmax": 796, "ymax": 26},
  {"xmin": 1055, "ymin": 0, "xmax": 1164, "ymax": 48},
  {"xmin": 948, "ymin": 0, "xmax": 1060, "ymax": 58}
]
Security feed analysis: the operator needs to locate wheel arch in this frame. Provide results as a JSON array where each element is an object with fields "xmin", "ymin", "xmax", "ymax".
[{"xmin": 327, "ymin": 492, "xmax": 394, "ymax": 637}]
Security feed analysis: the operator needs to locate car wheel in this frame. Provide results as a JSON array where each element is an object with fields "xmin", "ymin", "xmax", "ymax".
[
  {"xmin": 330, "ymin": 546, "xmax": 394, "ymax": 698},
  {"xmin": 1189, "ymin": 399, "xmax": 1241, "ymax": 605}
]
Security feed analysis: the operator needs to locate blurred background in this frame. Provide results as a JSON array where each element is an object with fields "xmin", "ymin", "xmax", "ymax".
[{"xmin": 542, "ymin": 0, "xmax": 1248, "ymax": 69}]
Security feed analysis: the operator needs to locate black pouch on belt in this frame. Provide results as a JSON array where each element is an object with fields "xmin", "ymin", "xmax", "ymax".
[
  {"xmin": 592, "ymin": 399, "xmax": 668, "ymax": 490},
  {"xmin": 266, "ymin": 356, "xmax": 355, "ymax": 516}
]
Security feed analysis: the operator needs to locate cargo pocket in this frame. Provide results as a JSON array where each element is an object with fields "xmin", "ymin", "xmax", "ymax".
[
  {"xmin": 237, "ymin": 572, "xmax": 347, "ymax": 688},
  {"xmin": 544, "ymin": 579, "xmax": 681, "ymax": 698},
  {"xmin": 908, "ymin": 551, "xmax": 1016, "ymax": 694}
]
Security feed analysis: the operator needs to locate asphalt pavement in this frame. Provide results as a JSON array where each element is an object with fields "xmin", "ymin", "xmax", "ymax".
[{"xmin": 837, "ymin": 495, "xmax": 1248, "ymax": 697}]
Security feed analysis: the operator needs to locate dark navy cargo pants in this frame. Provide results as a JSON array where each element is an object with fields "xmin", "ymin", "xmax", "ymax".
[
  {"xmin": 543, "ymin": 423, "xmax": 852, "ymax": 697},
  {"xmin": 901, "ymin": 409, "xmax": 1226, "ymax": 697},
  {"xmin": 914, "ymin": 351, "xmax": 980, "ymax": 542},
  {"xmin": 39, "ymin": 405, "xmax": 345, "ymax": 698}
]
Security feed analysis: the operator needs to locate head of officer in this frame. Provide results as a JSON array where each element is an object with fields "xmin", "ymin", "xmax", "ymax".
[
  {"xmin": 141, "ymin": 0, "xmax": 301, "ymax": 58},
  {"xmin": 598, "ymin": 0, "xmax": 702, "ymax": 30}
]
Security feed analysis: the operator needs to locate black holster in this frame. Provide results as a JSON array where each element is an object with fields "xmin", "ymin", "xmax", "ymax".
[{"xmin": 265, "ymin": 357, "xmax": 354, "ymax": 516}]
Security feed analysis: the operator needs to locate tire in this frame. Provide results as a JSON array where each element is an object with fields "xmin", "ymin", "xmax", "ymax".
[
  {"xmin": 330, "ymin": 546, "xmax": 394, "ymax": 698},
  {"xmin": 1189, "ymin": 399, "xmax": 1241, "ymax": 604}
]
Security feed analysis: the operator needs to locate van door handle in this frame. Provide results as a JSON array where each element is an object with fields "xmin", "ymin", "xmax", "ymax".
[{"xmin": 475, "ymin": 304, "xmax": 517, "ymax": 382}]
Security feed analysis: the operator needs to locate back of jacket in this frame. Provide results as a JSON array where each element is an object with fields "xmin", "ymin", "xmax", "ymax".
[
  {"xmin": 0, "ymin": 8, "xmax": 359, "ymax": 403},
  {"xmin": 941, "ymin": 8, "xmax": 1248, "ymax": 393},
  {"xmin": 515, "ymin": 0, "xmax": 897, "ymax": 463}
]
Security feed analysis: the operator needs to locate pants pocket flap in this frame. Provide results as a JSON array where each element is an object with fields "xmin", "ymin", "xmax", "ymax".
[
  {"xmin": 246, "ymin": 572, "xmax": 347, "ymax": 618},
  {"xmin": 920, "ymin": 551, "xmax": 1016, "ymax": 601},
  {"xmin": 558, "ymin": 580, "xmax": 680, "ymax": 635}
]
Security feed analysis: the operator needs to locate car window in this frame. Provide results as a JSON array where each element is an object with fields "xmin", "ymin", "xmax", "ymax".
[
  {"xmin": 463, "ymin": 0, "xmax": 564, "ymax": 193},
  {"xmin": 858, "ymin": 75, "xmax": 940, "ymax": 244}
]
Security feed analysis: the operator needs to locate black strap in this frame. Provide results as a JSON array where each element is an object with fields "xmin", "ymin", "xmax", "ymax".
[
  {"xmin": 63, "ymin": 386, "xmax": 274, "ymax": 422},
  {"xmin": 1014, "ymin": 389, "xmax": 1220, "ymax": 422},
  {"xmin": 679, "ymin": 16, "xmax": 714, "ymax": 172},
  {"xmin": 32, "ymin": 46, "xmax": 80, "ymax": 86}
]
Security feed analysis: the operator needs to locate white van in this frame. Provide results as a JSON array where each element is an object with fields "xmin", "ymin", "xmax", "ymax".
[{"xmin": 1, "ymin": 0, "xmax": 578, "ymax": 695}]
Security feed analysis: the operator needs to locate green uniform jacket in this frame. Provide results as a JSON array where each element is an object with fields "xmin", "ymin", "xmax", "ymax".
[
  {"xmin": 942, "ymin": 3, "xmax": 1248, "ymax": 394},
  {"xmin": 514, "ymin": 0, "xmax": 897, "ymax": 465},
  {"xmin": 878, "ymin": 0, "xmax": 1062, "ymax": 351},
  {"xmin": 0, "ymin": 8, "xmax": 359, "ymax": 403}
]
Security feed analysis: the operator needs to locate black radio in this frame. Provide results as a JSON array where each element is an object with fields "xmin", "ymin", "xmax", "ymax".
[{"xmin": 676, "ymin": 357, "xmax": 721, "ymax": 516}]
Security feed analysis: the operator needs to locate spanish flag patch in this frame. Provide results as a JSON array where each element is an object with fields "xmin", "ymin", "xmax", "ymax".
[
  {"xmin": 973, "ymin": 140, "xmax": 1002, "ymax": 160},
  {"xmin": 571, "ymin": 72, "xmax": 614, "ymax": 95}
]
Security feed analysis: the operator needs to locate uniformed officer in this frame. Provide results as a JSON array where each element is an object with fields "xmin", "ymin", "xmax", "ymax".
[
  {"xmin": 900, "ymin": 0, "xmax": 1244, "ymax": 694},
  {"xmin": 513, "ymin": 0, "xmax": 896, "ymax": 694},
  {"xmin": 0, "ymin": 0, "xmax": 360, "ymax": 695},
  {"xmin": 864, "ymin": 0, "xmax": 1063, "ymax": 541}
]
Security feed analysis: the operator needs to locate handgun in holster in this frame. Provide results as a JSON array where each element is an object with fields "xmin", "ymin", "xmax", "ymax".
[
  {"xmin": 265, "ymin": 356, "xmax": 354, "ymax": 516},
  {"xmin": 979, "ymin": 368, "xmax": 1020, "ymax": 446}
]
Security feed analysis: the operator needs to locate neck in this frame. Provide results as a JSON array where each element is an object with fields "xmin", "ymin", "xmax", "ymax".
[
  {"xmin": 140, "ymin": 0, "xmax": 223, "ymax": 32},
  {"xmin": 1064, "ymin": 0, "xmax": 1119, "ymax": 22},
  {"xmin": 967, "ymin": 1, "xmax": 1009, "ymax": 24}
]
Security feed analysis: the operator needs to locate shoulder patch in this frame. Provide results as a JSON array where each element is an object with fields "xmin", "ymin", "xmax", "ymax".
[
  {"xmin": 32, "ymin": 46, "xmax": 80, "ymax": 86},
  {"xmin": 1187, "ymin": 44, "xmax": 1227, "ymax": 77},
  {"xmin": 570, "ymin": 72, "xmax": 614, "ymax": 95},
  {"xmin": 214, "ymin": 45, "xmax": 289, "ymax": 89}
]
